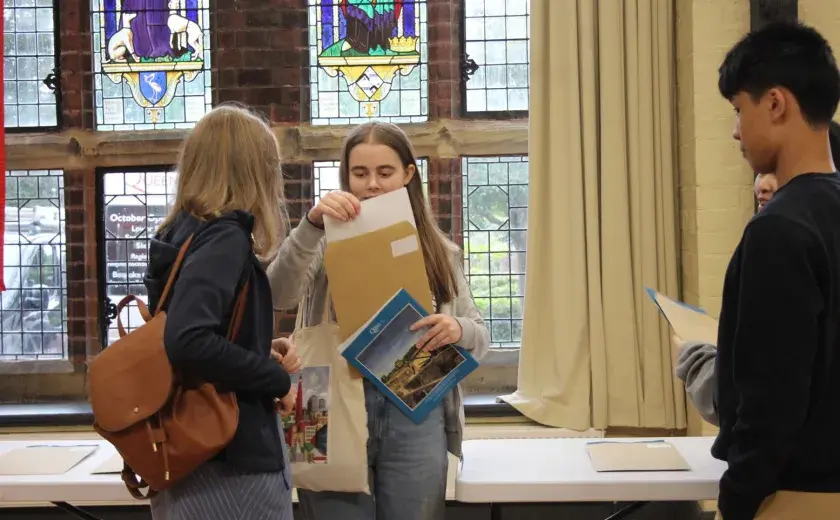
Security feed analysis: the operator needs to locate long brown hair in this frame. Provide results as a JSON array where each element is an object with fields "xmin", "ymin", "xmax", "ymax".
[
  {"xmin": 159, "ymin": 103, "xmax": 289, "ymax": 261},
  {"xmin": 339, "ymin": 122, "xmax": 460, "ymax": 306}
]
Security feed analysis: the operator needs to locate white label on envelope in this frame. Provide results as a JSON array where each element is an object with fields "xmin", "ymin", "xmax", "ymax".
[{"xmin": 391, "ymin": 235, "xmax": 419, "ymax": 257}]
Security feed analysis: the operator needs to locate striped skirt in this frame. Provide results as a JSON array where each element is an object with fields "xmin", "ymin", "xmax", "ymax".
[{"xmin": 150, "ymin": 435, "xmax": 293, "ymax": 520}]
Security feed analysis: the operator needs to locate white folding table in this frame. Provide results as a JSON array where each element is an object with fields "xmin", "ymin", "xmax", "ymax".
[
  {"xmin": 455, "ymin": 436, "xmax": 726, "ymax": 520},
  {"xmin": 0, "ymin": 439, "xmax": 139, "ymax": 519}
]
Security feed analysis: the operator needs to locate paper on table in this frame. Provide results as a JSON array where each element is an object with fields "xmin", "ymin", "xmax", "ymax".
[
  {"xmin": 91, "ymin": 451, "xmax": 124, "ymax": 474},
  {"xmin": 324, "ymin": 187, "xmax": 415, "ymax": 243},
  {"xmin": 586, "ymin": 440, "xmax": 691, "ymax": 472},
  {"xmin": 0, "ymin": 444, "xmax": 99, "ymax": 475},
  {"xmin": 645, "ymin": 288, "xmax": 718, "ymax": 346}
]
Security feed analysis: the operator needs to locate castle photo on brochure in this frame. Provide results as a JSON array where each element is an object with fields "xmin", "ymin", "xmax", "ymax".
[
  {"xmin": 282, "ymin": 366, "xmax": 329, "ymax": 464},
  {"xmin": 355, "ymin": 304, "xmax": 468, "ymax": 410}
]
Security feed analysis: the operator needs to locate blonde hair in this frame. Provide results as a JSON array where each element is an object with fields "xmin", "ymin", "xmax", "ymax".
[
  {"xmin": 159, "ymin": 103, "xmax": 288, "ymax": 260},
  {"xmin": 339, "ymin": 122, "xmax": 459, "ymax": 306}
]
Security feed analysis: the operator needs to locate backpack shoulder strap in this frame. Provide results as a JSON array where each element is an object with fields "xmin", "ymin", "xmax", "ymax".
[
  {"xmin": 154, "ymin": 234, "xmax": 195, "ymax": 315},
  {"xmin": 153, "ymin": 222, "xmax": 251, "ymax": 341}
]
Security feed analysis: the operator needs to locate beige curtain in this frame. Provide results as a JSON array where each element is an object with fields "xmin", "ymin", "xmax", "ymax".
[{"xmin": 501, "ymin": 0, "xmax": 685, "ymax": 431}]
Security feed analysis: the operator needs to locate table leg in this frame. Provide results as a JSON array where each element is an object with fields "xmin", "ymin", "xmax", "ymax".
[
  {"xmin": 490, "ymin": 502, "xmax": 501, "ymax": 520},
  {"xmin": 604, "ymin": 501, "xmax": 649, "ymax": 520},
  {"xmin": 51, "ymin": 502, "xmax": 106, "ymax": 520}
]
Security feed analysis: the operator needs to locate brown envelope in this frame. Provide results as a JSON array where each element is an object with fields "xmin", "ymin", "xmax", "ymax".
[
  {"xmin": 648, "ymin": 289, "xmax": 718, "ymax": 345},
  {"xmin": 586, "ymin": 441, "xmax": 691, "ymax": 472},
  {"xmin": 324, "ymin": 220, "xmax": 433, "ymax": 343}
]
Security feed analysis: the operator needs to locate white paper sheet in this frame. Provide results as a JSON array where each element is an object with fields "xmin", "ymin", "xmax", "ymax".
[
  {"xmin": 390, "ymin": 235, "xmax": 419, "ymax": 258},
  {"xmin": 0, "ymin": 444, "xmax": 99, "ymax": 475},
  {"xmin": 324, "ymin": 188, "xmax": 415, "ymax": 243},
  {"xmin": 91, "ymin": 451, "xmax": 124, "ymax": 474}
]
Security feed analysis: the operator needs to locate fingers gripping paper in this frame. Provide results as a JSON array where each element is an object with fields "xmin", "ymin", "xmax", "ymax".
[
  {"xmin": 324, "ymin": 187, "xmax": 415, "ymax": 244},
  {"xmin": 645, "ymin": 288, "xmax": 718, "ymax": 345}
]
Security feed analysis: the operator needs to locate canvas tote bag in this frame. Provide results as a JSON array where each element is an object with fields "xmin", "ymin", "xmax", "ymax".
[{"xmin": 285, "ymin": 291, "xmax": 370, "ymax": 493}]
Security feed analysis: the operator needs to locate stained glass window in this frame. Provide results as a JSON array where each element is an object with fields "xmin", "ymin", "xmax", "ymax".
[
  {"xmin": 313, "ymin": 158, "xmax": 428, "ymax": 204},
  {"xmin": 462, "ymin": 0, "xmax": 529, "ymax": 114},
  {"xmin": 101, "ymin": 169, "xmax": 176, "ymax": 345},
  {"xmin": 462, "ymin": 156, "xmax": 528, "ymax": 348},
  {"xmin": 91, "ymin": 0, "xmax": 211, "ymax": 130},
  {"xmin": 308, "ymin": 0, "xmax": 428, "ymax": 125},
  {"xmin": 3, "ymin": 0, "xmax": 60, "ymax": 129},
  {"xmin": 1, "ymin": 170, "xmax": 67, "ymax": 360}
]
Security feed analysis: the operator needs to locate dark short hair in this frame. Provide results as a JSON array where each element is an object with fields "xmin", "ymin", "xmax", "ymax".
[{"xmin": 718, "ymin": 21, "xmax": 840, "ymax": 126}]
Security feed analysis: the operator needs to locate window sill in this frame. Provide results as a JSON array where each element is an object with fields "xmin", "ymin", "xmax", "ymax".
[
  {"xmin": 463, "ymin": 392, "xmax": 520, "ymax": 418},
  {"xmin": 0, "ymin": 402, "xmax": 94, "ymax": 428},
  {"xmin": 0, "ymin": 393, "xmax": 522, "ymax": 428},
  {"xmin": 0, "ymin": 359, "xmax": 75, "ymax": 375}
]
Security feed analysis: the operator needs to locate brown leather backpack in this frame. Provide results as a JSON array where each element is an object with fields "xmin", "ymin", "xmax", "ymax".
[{"xmin": 88, "ymin": 233, "xmax": 245, "ymax": 499}]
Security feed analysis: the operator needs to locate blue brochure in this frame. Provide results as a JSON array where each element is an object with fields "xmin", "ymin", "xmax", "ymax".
[{"xmin": 341, "ymin": 288, "xmax": 479, "ymax": 424}]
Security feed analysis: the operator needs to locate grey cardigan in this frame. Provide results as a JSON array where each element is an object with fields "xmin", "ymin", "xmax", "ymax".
[
  {"xmin": 675, "ymin": 341, "xmax": 718, "ymax": 426},
  {"xmin": 266, "ymin": 217, "xmax": 490, "ymax": 458}
]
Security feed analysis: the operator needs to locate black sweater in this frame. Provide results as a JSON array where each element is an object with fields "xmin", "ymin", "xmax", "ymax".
[
  {"xmin": 144, "ymin": 211, "xmax": 291, "ymax": 473},
  {"xmin": 713, "ymin": 173, "xmax": 840, "ymax": 520}
]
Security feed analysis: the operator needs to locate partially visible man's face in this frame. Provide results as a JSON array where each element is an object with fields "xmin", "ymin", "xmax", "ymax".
[
  {"xmin": 754, "ymin": 173, "xmax": 778, "ymax": 210},
  {"xmin": 731, "ymin": 90, "xmax": 785, "ymax": 175}
]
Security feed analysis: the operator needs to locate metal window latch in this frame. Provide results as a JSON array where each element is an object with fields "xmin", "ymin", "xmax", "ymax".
[
  {"xmin": 43, "ymin": 67, "xmax": 60, "ymax": 92},
  {"xmin": 104, "ymin": 298, "xmax": 117, "ymax": 324},
  {"xmin": 461, "ymin": 54, "xmax": 479, "ymax": 83}
]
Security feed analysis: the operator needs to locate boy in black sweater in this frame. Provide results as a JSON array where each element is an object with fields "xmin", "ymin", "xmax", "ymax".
[{"xmin": 714, "ymin": 22, "xmax": 840, "ymax": 520}]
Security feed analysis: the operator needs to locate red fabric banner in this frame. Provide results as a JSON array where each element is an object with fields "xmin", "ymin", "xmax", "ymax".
[{"xmin": 0, "ymin": 3, "xmax": 6, "ymax": 291}]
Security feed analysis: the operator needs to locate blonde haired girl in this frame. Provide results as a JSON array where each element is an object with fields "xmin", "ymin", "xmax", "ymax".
[{"xmin": 145, "ymin": 103, "xmax": 298, "ymax": 520}]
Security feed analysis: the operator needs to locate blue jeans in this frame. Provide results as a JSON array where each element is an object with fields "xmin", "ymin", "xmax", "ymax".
[{"xmin": 297, "ymin": 380, "xmax": 448, "ymax": 520}]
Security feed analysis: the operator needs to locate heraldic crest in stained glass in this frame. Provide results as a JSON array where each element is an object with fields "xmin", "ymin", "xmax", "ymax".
[
  {"xmin": 98, "ymin": 0, "xmax": 205, "ymax": 124},
  {"xmin": 316, "ymin": 0, "xmax": 422, "ymax": 118}
]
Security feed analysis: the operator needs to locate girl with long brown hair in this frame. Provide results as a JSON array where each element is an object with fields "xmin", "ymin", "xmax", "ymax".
[
  {"xmin": 268, "ymin": 121, "xmax": 489, "ymax": 520},
  {"xmin": 145, "ymin": 103, "xmax": 299, "ymax": 520}
]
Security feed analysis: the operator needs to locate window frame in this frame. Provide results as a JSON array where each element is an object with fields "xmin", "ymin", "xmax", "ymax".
[
  {"xmin": 307, "ymin": 0, "xmax": 430, "ymax": 125},
  {"xmin": 3, "ymin": 0, "xmax": 63, "ymax": 133},
  {"xmin": 0, "ymin": 169, "xmax": 82, "ymax": 403},
  {"xmin": 458, "ymin": 0, "xmax": 529, "ymax": 120},
  {"xmin": 96, "ymin": 165, "xmax": 176, "ymax": 347},
  {"xmin": 460, "ymin": 154, "xmax": 528, "ymax": 354},
  {"xmin": 89, "ymin": 0, "xmax": 212, "ymax": 131}
]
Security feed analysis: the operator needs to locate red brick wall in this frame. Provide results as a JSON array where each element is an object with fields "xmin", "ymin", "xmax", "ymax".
[
  {"xmin": 58, "ymin": 0, "xmax": 94, "ymax": 130},
  {"xmin": 58, "ymin": 1, "xmax": 96, "ymax": 360},
  {"xmin": 212, "ymin": 0, "xmax": 310, "ymax": 122},
  {"xmin": 50, "ymin": 0, "xmax": 466, "ymax": 347}
]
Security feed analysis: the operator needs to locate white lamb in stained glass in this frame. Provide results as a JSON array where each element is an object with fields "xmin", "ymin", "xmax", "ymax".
[
  {"xmin": 106, "ymin": 12, "xmax": 140, "ymax": 63},
  {"xmin": 166, "ymin": 0, "xmax": 204, "ymax": 61}
]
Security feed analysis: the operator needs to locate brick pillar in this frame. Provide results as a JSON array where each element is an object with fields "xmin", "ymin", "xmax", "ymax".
[
  {"xmin": 675, "ymin": 0, "xmax": 753, "ymax": 436},
  {"xmin": 428, "ymin": 0, "xmax": 462, "ymax": 119},
  {"xmin": 59, "ymin": 0, "xmax": 94, "ymax": 130},
  {"xmin": 428, "ymin": 159, "xmax": 462, "ymax": 245},
  {"xmin": 212, "ymin": 0, "xmax": 309, "ymax": 121},
  {"xmin": 64, "ymin": 168, "xmax": 101, "ymax": 360}
]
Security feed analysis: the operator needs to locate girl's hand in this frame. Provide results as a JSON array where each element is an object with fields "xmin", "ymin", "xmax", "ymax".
[
  {"xmin": 410, "ymin": 314, "xmax": 463, "ymax": 352},
  {"xmin": 276, "ymin": 386, "xmax": 298, "ymax": 417},
  {"xmin": 271, "ymin": 337, "xmax": 302, "ymax": 374},
  {"xmin": 307, "ymin": 191, "xmax": 361, "ymax": 226}
]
